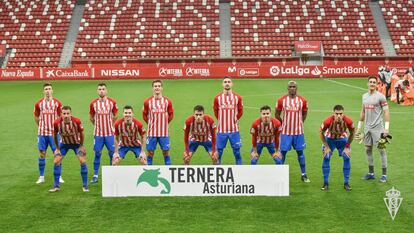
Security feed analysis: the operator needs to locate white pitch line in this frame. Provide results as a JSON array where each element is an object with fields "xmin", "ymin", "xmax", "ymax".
[
  {"xmin": 244, "ymin": 106, "xmax": 411, "ymax": 114},
  {"xmin": 324, "ymin": 79, "xmax": 366, "ymax": 91}
]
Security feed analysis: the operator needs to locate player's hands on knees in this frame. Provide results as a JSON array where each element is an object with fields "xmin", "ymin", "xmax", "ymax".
[
  {"xmin": 79, "ymin": 146, "xmax": 86, "ymax": 156},
  {"xmin": 139, "ymin": 155, "xmax": 147, "ymax": 165},
  {"xmin": 323, "ymin": 146, "xmax": 331, "ymax": 157},
  {"xmin": 183, "ymin": 151, "xmax": 191, "ymax": 165},
  {"xmin": 272, "ymin": 150, "xmax": 282, "ymax": 159},
  {"xmin": 211, "ymin": 150, "xmax": 218, "ymax": 160},
  {"xmin": 250, "ymin": 151, "xmax": 259, "ymax": 160},
  {"xmin": 343, "ymin": 147, "xmax": 351, "ymax": 158},
  {"xmin": 54, "ymin": 149, "xmax": 61, "ymax": 157}
]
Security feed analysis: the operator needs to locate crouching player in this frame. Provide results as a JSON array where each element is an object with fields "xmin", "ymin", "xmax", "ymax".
[
  {"xmin": 183, "ymin": 105, "xmax": 218, "ymax": 165},
  {"xmin": 113, "ymin": 105, "xmax": 147, "ymax": 165},
  {"xmin": 250, "ymin": 106, "xmax": 282, "ymax": 165},
  {"xmin": 319, "ymin": 105, "xmax": 355, "ymax": 191},
  {"xmin": 50, "ymin": 106, "xmax": 88, "ymax": 192}
]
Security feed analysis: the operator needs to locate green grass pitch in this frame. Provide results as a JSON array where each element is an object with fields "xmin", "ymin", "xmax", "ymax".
[{"xmin": 0, "ymin": 78, "xmax": 412, "ymax": 232}]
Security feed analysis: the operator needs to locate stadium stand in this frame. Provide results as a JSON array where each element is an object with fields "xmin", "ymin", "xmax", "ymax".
[
  {"xmin": 73, "ymin": 0, "xmax": 221, "ymax": 60},
  {"xmin": 230, "ymin": 0, "xmax": 384, "ymax": 57},
  {"xmin": 379, "ymin": 0, "xmax": 414, "ymax": 56},
  {"xmin": 0, "ymin": 0, "xmax": 75, "ymax": 68}
]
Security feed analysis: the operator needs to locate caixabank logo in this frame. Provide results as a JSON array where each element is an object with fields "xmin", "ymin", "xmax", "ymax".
[{"xmin": 136, "ymin": 167, "xmax": 255, "ymax": 195}]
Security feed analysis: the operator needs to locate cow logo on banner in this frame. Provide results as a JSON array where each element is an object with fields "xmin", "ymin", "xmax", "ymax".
[
  {"xmin": 137, "ymin": 169, "xmax": 171, "ymax": 194},
  {"xmin": 270, "ymin": 66, "xmax": 280, "ymax": 76}
]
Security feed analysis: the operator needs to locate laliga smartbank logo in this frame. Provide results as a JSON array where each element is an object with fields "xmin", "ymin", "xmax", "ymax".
[
  {"xmin": 137, "ymin": 167, "xmax": 255, "ymax": 195},
  {"xmin": 270, "ymin": 65, "xmax": 368, "ymax": 76},
  {"xmin": 137, "ymin": 169, "xmax": 171, "ymax": 194}
]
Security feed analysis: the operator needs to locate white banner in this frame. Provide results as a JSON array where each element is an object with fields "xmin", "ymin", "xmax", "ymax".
[{"xmin": 102, "ymin": 165, "xmax": 289, "ymax": 197}]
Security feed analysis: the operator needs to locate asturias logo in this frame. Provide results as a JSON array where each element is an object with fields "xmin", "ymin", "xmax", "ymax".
[{"xmin": 137, "ymin": 169, "xmax": 171, "ymax": 194}]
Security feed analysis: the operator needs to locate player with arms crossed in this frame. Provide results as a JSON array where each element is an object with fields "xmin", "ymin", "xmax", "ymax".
[
  {"xmin": 357, "ymin": 76, "xmax": 391, "ymax": 183},
  {"xmin": 34, "ymin": 82, "xmax": 64, "ymax": 184},
  {"xmin": 49, "ymin": 106, "xmax": 89, "ymax": 192},
  {"xmin": 213, "ymin": 76, "xmax": 243, "ymax": 165},
  {"xmin": 319, "ymin": 105, "xmax": 355, "ymax": 191},
  {"xmin": 250, "ymin": 106, "xmax": 282, "ymax": 165},
  {"xmin": 275, "ymin": 81, "xmax": 310, "ymax": 182},
  {"xmin": 113, "ymin": 105, "xmax": 147, "ymax": 165},
  {"xmin": 183, "ymin": 105, "xmax": 218, "ymax": 165},
  {"xmin": 89, "ymin": 83, "xmax": 118, "ymax": 183},
  {"xmin": 142, "ymin": 80, "xmax": 174, "ymax": 165}
]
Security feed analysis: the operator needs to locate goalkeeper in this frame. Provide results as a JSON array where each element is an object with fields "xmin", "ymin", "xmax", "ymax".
[{"xmin": 356, "ymin": 76, "xmax": 391, "ymax": 183}]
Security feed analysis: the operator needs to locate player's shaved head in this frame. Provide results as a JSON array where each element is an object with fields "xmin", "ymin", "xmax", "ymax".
[{"xmin": 287, "ymin": 81, "xmax": 297, "ymax": 97}]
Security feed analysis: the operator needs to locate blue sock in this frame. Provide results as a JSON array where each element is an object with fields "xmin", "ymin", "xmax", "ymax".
[
  {"xmin": 233, "ymin": 148, "xmax": 242, "ymax": 165},
  {"xmin": 251, "ymin": 157, "xmax": 258, "ymax": 165},
  {"xmin": 108, "ymin": 151, "xmax": 114, "ymax": 165},
  {"xmin": 217, "ymin": 149, "xmax": 224, "ymax": 164},
  {"xmin": 281, "ymin": 151, "xmax": 288, "ymax": 164},
  {"xmin": 93, "ymin": 151, "xmax": 102, "ymax": 176},
  {"xmin": 39, "ymin": 158, "xmax": 46, "ymax": 176},
  {"xmin": 297, "ymin": 150, "xmax": 306, "ymax": 174},
  {"xmin": 147, "ymin": 156, "xmax": 153, "ymax": 165},
  {"xmin": 273, "ymin": 157, "xmax": 282, "ymax": 165},
  {"xmin": 164, "ymin": 155, "xmax": 171, "ymax": 165},
  {"xmin": 322, "ymin": 154, "xmax": 331, "ymax": 185},
  {"xmin": 80, "ymin": 164, "xmax": 88, "ymax": 187},
  {"xmin": 343, "ymin": 155, "xmax": 351, "ymax": 185},
  {"xmin": 53, "ymin": 164, "xmax": 61, "ymax": 188}
]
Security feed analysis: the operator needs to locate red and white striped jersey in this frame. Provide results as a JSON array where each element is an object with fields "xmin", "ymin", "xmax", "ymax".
[
  {"xmin": 89, "ymin": 97, "xmax": 118, "ymax": 136},
  {"xmin": 320, "ymin": 115, "xmax": 354, "ymax": 139},
  {"xmin": 276, "ymin": 95, "xmax": 308, "ymax": 135},
  {"xmin": 114, "ymin": 118, "xmax": 146, "ymax": 147},
  {"xmin": 250, "ymin": 118, "xmax": 281, "ymax": 147},
  {"xmin": 142, "ymin": 96, "xmax": 174, "ymax": 137},
  {"xmin": 34, "ymin": 98, "xmax": 62, "ymax": 136},
  {"xmin": 183, "ymin": 115, "xmax": 217, "ymax": 152},
  {"xmin": 213, "ymin": 92, "xmax": 243, "ymax": 133},
  {"xmin": 53, "ymin": 116, "xmax": 84, "ymax": 144}
]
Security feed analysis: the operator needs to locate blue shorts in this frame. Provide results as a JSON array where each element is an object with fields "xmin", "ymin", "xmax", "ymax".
[
  {"xmin": 146, "ymin": 137, "xmax": 170, "ymax": 151},
  {"xmin": 252, "ymin": 143, "xmax": 276, "ymax": 155},
  {"xmin": 38, "ymin": 135, "xmax": 60, "ymax": 152},
  {"xmin": 322, "ymin": 137, "xmax": 349, "ymax": 157},
  {"xmin": 59, "ymin": 143, "xmax": 81, "ymax": 156},
  {"xmin": 280, "ymin": 134, "xmax": 306, "ymax": 151},
  {"xmin": 94, "ymin": 136, "xmax": 115, "ymax": 152},
  {"xmin": 119, "ymin": 146, "xmax": 142, "ymax": 158},
  {"xmin": 189, "ymin": 141, "xmax": 213, "ymax": 153},
  {"xmin": 216, "ymin": 132, "xmax": 242, "ymax": 150}
]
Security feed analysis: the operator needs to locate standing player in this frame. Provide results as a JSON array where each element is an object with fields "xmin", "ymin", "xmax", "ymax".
[
  {"xmin": 142, "ymin": 80, "xmax": 174, "ymax": 165},
  {"xmin": 183, "ymin": 105, "xmax": 218, "ymax": 165},
  {"xmin": 319, "ymin": 105, "xmax": 355, "ymax": 191},
  {"xmin": 113, "ymin": 105, "xmax": 147, "ymax": 165},
  {"xmin": 213, "ymin": 76, "xmax": 243, "ymax": 165},
  {"xmin": 250, "ymin": 106, "xmax": 282, "ymax": 165},
  {"xmin": 89, "ymin": 83, "xmax": 118, "ymax": 183},
  {"xmin": 34, "ymin": 82, "xmax": 64, "ymax": 184},
  {"xmin": 49, "ymin": 106, "xmax": 88, "ymax": 192},
  {"xmin": 275, "ymin": 81, "xmax": 310, "ymax": 182},
  {"xmin": 357, "ymin": 76, "xmax": 391, "ymax": 183}
]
